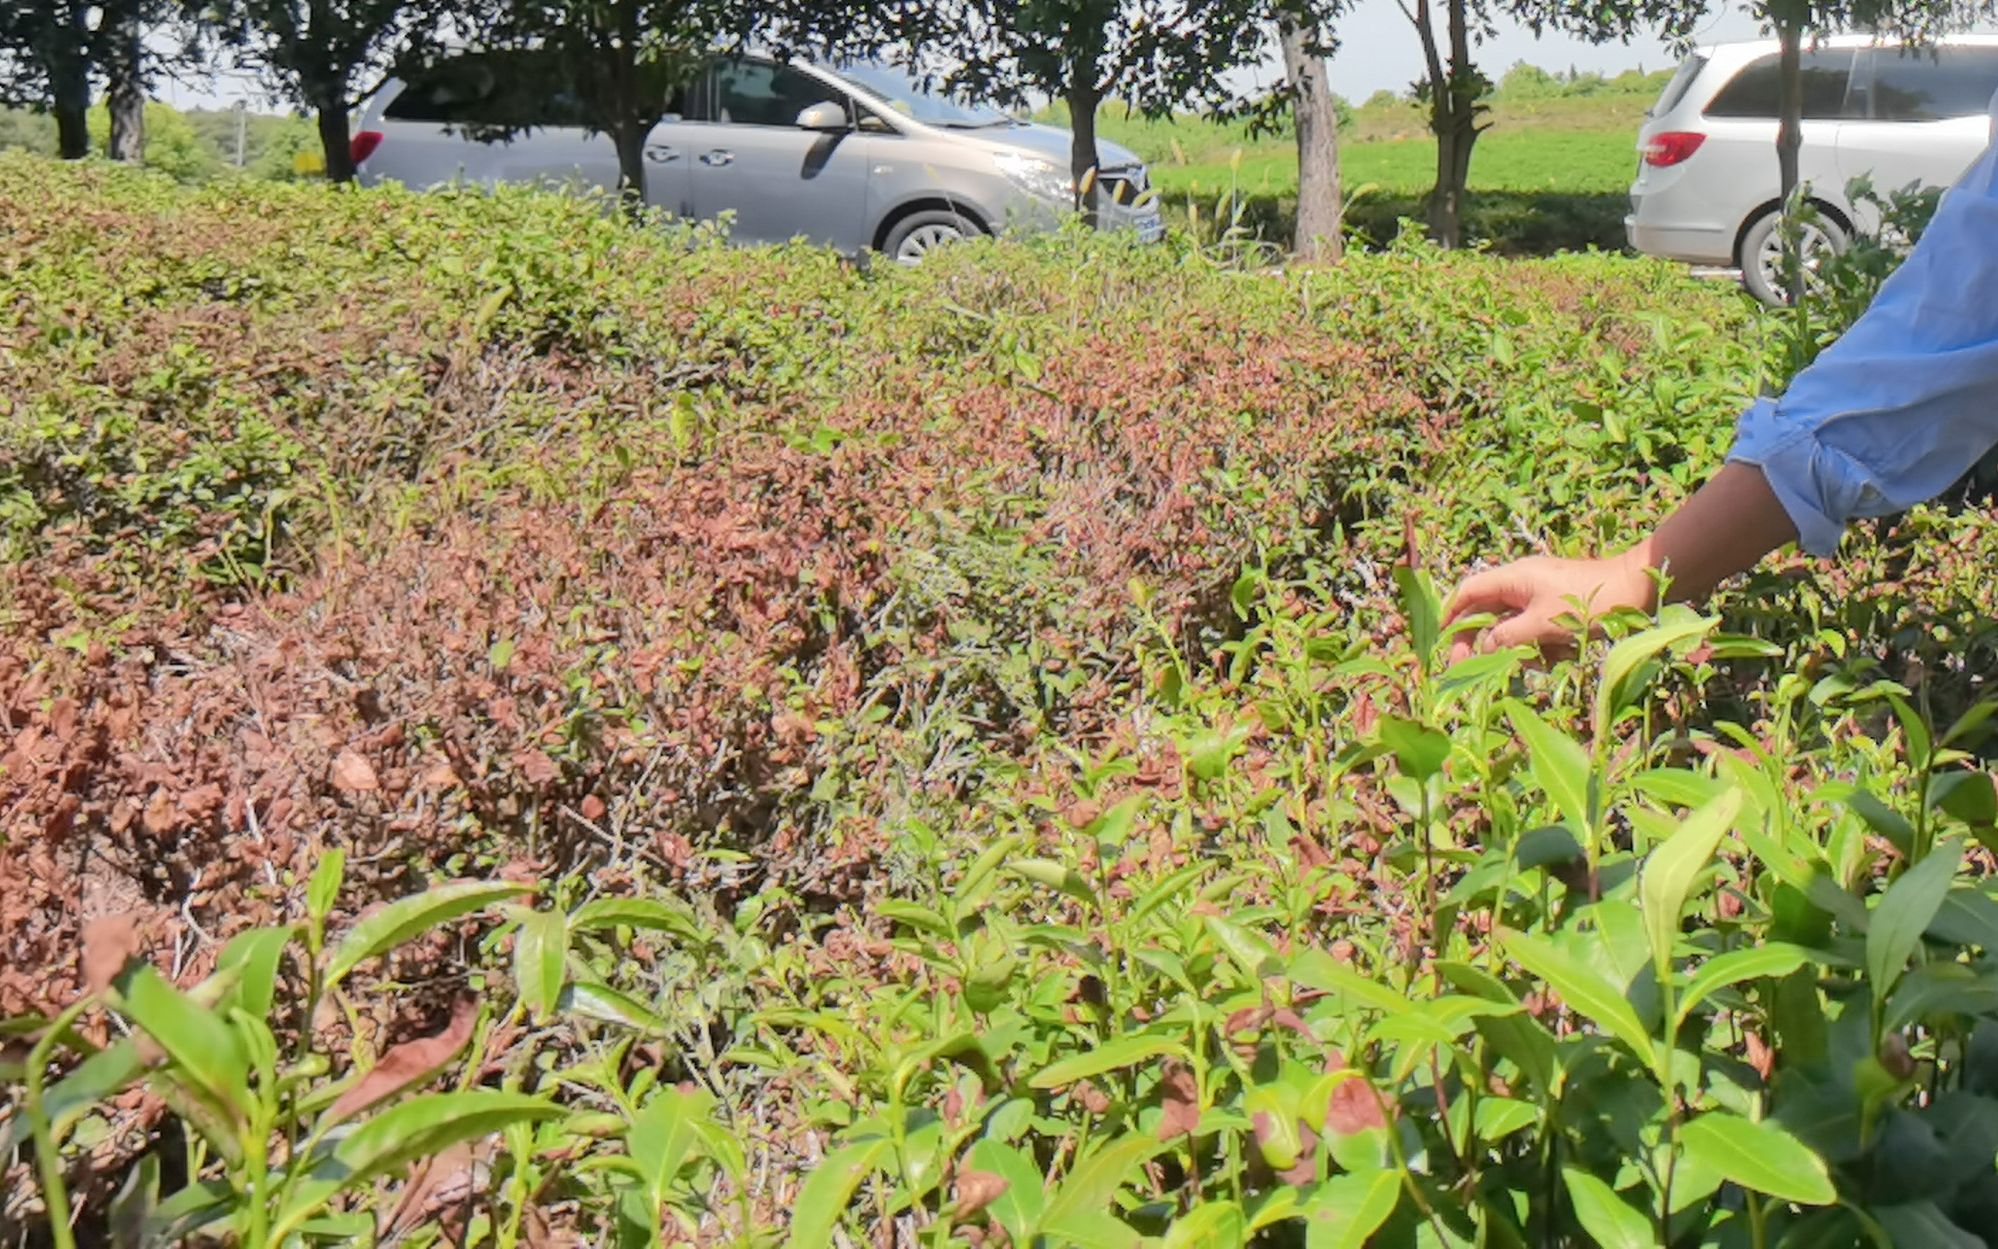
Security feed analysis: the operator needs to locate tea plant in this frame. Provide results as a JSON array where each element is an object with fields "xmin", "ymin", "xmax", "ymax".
[{"xmin": 9, "ymin": 154, "xmax": 1998, "ymax": 1244}]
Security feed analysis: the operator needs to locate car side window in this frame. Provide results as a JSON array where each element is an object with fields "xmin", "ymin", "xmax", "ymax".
[
  {"xmin": 711, "ymin": 59, "xmax": 845, "ymax": 127},
  {"xmin": 1870, "ymin": 47, "xmax": 1998, "ymax": 121},
  {"xmin": 387, "ymin": 52, "xmax": 689, "ymax": 129},
  {"xmin": 1704, "ymin": 50, "xmax": 1862, "ymax": 120},
  {"xmin": 386, "ymin": 52, "xmax": 588, "ymax": 129}
]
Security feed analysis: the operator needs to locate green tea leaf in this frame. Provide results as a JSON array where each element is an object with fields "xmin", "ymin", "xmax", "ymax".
[
  {"xmin": 213, "ymin": 926, "xmax": 293, "ymax": 1020},
  {"xmin": 1888, "ymin": 694, "xmax": 1934, "ymax": 769},
  {"xmin": 1187, "ymin": 726, "xmax": 1255, "ymax": 783},
  {"xmin": 629, "ymin": 1088, "xmax": 712, "ymax": 1203},
  {"xmin": 1204, "ymin": 914, "xmax": 1279, "ymax": 981},
  {"xmin": 1164, "ymin": 1200, "xmax": 1246, "ymax": 1249},
  {"xmin": 324, "ymin": 881, "xmax": 531, "ymax": 988},
  {"xmin": 111, "ymin": 964, "xmax": 249, "ymax": 1125},
  {"xmin": 1678, "ymin": 1111, "xmax": 1836, "ymax": 1205},
  {"xmin": 1290, "ymin": 949, "xmax": 1412, "ymax": 1016},
  {"xmin": 1676, "ymin": 943, "xmax": 1814, "ymax": 1028},
  {"xmin": 144, "ymin": 1178, "xmax": 237, "ymax": 1244},
  {"xmin": 1009, "ymin": 859, "xmax": 1096, "ymax": 904},
  {"xmin": 1129, "ymin": 863, "xmax": 1209, "ymax": 927},
  {"xmin": 568, "ymin": 897, "xmax": 704, "ymax": 942},
  {"xmin": 1038, "ymin": 1136, "xmax": 1160, "ymax": 1239},
  {"xmin": 0, "ymin": 1038, "xmax": 145, "ymax": 1155},
  {"xmin": 1932, "ymin": 771, "xmax": 1997, "ymax": 827},
  {"xmin": 785, "ymin": 1137, "xmax": 891, "ymax": 1247},
  {"xmin": 1872, "ymin": 1200, "xmax": 1985, "ymax": 1249},
  {"xmin": 1561, "ymin": 1168, "xmax": 1652, "ymax": 1249},
  {"xmin": 1639, "ymin": 788, "xmax": 1743, "ymax": 975},
  {"xmin": 1867, "ymin": 840, "xmax": 1964, "ymax": 999},
  {"xmin": 1849, "ymin": 792, "xmax": 1917, "ymax": 857},
  {"xmin": 1394, "ymin": 565, "xmax": 1442, "ymax": 669},
  {"xmin": 966, "ymin": 1138, "xmax": 1046, "ymax": 1246},
  {"xmin": 1247, "ymin": 1085, "xmax": 1303, "ymax": 1169},
  {"xmin": 307, "ymin": 848, "xmax": 345, "ymax": 927},
  {"xmin": 278, "ymin": 1092, "xmax": 560, "ymax": 1239},
  {"xmin": 1501, "ymin": 929, "xmax": 1655, "ymax": 1065},
  {"xmin": 1507, "ymin": 703, "xmax": 1591, "ymax": 830},
  {"xmin": 1473, "ymin": 1097, "xmax": 1539, "ymax": 1142},
  {"xmin": 512, "ymin": 907, "xmax": 567, "ymax": 1023},
  {"xmin": 1377, "ymin": 716, "xmax": 1450, "ymax": 781},
  {"xmin": 1596, "ymin": 606, "xmax": 1714, "ymax": 738},
  {"xmin": 1031, "ymin": 1034, "xmax": 1185, "ymax": 1090},
  {"xmin": 1303, "ymin": 1169, "xmax": 1401, "ymax": 1249},
  {"xmin": 562, "ymin": 980, "xmax": 669, "ymax": 1032}
]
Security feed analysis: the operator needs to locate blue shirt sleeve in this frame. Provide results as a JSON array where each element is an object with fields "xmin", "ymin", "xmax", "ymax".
[{"xmin": 1726, "ymin": 105, "xmax": 1998, "ymax": 555}]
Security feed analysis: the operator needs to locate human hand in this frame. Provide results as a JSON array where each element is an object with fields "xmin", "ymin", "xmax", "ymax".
[{"xmin": 1443, "ymin": 553, "xmax": 1654, "ymax": 659}]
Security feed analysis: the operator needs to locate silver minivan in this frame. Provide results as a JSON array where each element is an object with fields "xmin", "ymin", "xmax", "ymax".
[
  {"xmin": 353, "ymin": 52, "xmax": 1164, "ymax": 261},
  {"xmin": 1627, "ymin": 34, "xmax": 1998, "ymax": 303}
]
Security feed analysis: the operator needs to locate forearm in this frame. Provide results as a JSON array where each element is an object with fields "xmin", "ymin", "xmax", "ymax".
[{"xmin": 1611, "ymin": 462, "xmax": 1798, "ymax": 607}]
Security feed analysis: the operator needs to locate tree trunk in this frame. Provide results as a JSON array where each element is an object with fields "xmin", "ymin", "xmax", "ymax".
[
  {"xmin": 1775, "ymin": 18, "xmax": 1805, "ymax": 304},
  {"xmin": 50, "ymin": 3, "xmax": 91, "ymax": 162},
  {"xmin": 1280, "ymin": 20, "xmax": 1342, "ymax": 262},
  {"xmin": 105, "ymin": 16, "xmax": 146, "ymax": 164},
  {"xmin": 317, "ymin": 103, "xmax": 355, "ymax": 184},
  {"xmin": 1065, "ymin": 78, "xmax": 1102, "ymax": 226},
  {"xmin": 1424, "ymin": 0, "xmax": 1484, "ymax": 248},
  {"xmin": 613, "ymin": 119, "xmax": 649, "ymax": 213}
]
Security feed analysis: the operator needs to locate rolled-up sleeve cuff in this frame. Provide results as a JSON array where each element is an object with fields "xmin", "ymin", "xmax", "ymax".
[{"xmin": 1726, "ymin": 397, "xmax": 1865, "ymax": 556}]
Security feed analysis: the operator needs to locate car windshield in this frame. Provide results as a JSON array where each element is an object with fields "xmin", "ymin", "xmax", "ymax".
[{"xmin": 832, "ymin": 62, "xmax": 1013, "ymax": 127}]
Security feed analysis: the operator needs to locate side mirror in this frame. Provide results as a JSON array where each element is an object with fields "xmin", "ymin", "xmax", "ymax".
[{"xmin": 795, "ymin": 101, "xmax": 849, "ymax": 132}]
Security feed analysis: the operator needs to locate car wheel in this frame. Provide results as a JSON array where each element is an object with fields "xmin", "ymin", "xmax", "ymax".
[
  {"xmin": 883, "ymin": 210, "xmax": 983, "ymax": 265},
  {"xmin": 1740, "ymin": 206, "xmax": 1848, "ymax": 307}
]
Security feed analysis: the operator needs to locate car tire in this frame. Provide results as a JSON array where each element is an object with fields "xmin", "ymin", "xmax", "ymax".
[
  {"xmin": 1739, "ymin": 206, "xmax": 1848, "ymax": 307},
  {"xmin": 882, "ymin": 209, "xmax": 985, "ymax": 265}
]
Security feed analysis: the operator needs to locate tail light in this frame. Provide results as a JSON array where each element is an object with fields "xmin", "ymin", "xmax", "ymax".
[
  {"xmin": 350, "ymin": 130, "xmax": 385, "ymax": 166},
  {"xmin": 1640, "ymin": 131, "xmax": 1705, "ymax": 168}
]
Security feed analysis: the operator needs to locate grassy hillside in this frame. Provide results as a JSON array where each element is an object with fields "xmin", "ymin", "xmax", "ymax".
[{"xmin": 8, "ymin": 155, "xmax": 1998, "ymax": 1247}]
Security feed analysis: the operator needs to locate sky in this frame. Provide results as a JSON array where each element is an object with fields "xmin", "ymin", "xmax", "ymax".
[{"xmin": 157, "ymin": 4, "xmax": 1776, "ymax": 115}]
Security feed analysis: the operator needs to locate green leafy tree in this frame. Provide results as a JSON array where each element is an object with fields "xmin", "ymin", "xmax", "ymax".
[
  {"xmin": 198, "ymin": 0, "xmax": 450, "ymax": 182},
  {"xmin": 475, "ymin": 0, "xmax": 728, "ymax": 206},
  {"xmin": 913, "ymin": 0, "xmax": 1288, "ymax": 222},
  {"xmin": 1399, "ymin": 0, "xmax": 1710, "ymax": 248},
  {"xmin": 477, "ymin": 0, "xmax": 901, "ymax": 207},
  {"xmin": 0, "ymin": 1, "xmax": 95, "ymax": 157},
  {"xmin": 87, "ymin": 98, "xmax": 222, "ymax": 178}
]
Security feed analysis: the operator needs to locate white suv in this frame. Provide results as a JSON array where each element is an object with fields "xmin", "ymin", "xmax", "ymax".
[{"xmin": 1627, "ymin": 34, "xmax": 1998, "ymax": 303}]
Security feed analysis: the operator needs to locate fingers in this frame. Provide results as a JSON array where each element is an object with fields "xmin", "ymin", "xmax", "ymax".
[
  {"xmin": 1488, "ymin": 608, "xmax": 1560, "ymax": 652},
  {"xmin": 1442, "ymin": 562, "xmax": 1536, "ymax": 625},
  {"xmin": 1443, "ymin": 558, "xmax": 1572, "ymax": 661}
]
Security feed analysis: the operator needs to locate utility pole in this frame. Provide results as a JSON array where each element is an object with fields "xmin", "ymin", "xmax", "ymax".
[{"xmin": 234, "ymin": 99, "xmax": 247, "ymax": 168}]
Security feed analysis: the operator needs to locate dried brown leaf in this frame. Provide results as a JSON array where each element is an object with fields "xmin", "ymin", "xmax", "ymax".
[
  {"xmin": 81, "ymin": 912, "xmax": 143, "ymax": 995},
  {"xmin": 954, "ymin": 1169, "xmax": 1009, "ymax": 1219},
  {"xmin": 1325, "ymin": 1073, "xmax": 1387, "ymax": 1136},
  {"xmin": 1157, "ymin": 1064, "xmax": 1200, "ymax": 1141},
  {"xmin": 329, "ymin": 997, "xmax": 476, "ymax": 1120},
  {"xmin": 331, "ymin": 750, "xmax": 379, "ymax": 793}
]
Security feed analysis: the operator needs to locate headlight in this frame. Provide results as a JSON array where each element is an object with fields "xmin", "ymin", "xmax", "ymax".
[{"xmin": 992, "ymin": 151, "xmax": 1073, "ymax": 204}]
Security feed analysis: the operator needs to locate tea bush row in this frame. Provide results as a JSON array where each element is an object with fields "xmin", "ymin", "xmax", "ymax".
[{"xmin": 7, "ymin": 154, "xmax": 1998, "ymax": 1246}]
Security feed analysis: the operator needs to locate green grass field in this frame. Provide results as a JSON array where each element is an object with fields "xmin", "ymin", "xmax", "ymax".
[
  {"xmin": 1157, "ymin": 127, "xmax": 1641, "ymax": 202},
  {"xmin": 1073, "ymin": 92, "xmax": 1654, "ymax": 201},
  {"xmin": 1052, "ymin": 89, "xmax": 1660, "ymax": 251}
]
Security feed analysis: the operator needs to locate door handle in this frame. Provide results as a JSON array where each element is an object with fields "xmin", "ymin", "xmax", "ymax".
[
  {"xmin": 700, "ymin": 149, "xmax": 734, "ymax": 167},
  {"xmin": 643, "ymin": 143, "xmax": 677, "ymax": 163}
]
